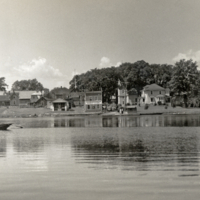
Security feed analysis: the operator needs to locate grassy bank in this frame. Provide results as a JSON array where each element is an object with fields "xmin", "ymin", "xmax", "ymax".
[
  {"xmin": 1, "ymin": 104, "xmax": 200, "ymax": 118},
  {"xmin": 0, "ymin": 106, "xmax": 102, "ymax": 118}
]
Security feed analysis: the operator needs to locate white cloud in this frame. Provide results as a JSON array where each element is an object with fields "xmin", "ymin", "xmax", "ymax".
[
  {"xmin": 99, "ymin": 57, "xmax": 121, "ymax": 68},
  {"xmin": 1, "ymin": 57, "xmax": 69, "ymax": 90},
  {"xmin": 173, "ymin": 50, "xmax": 200, "ymax": 69},
  {"xmin": 115, "ymin": 62, "xmax": 122, "ymax": 67},
  {"xmin": 99, "ymin": 57, "xmax": 111, "ymax": 68}
]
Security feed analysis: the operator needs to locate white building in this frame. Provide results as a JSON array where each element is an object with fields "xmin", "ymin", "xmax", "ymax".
[{"xmin": 140, "ymin": 84, "xmax": 169, "ymax": 105}]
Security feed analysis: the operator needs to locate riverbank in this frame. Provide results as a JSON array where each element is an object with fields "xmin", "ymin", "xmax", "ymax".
[
  {"xmin": 1, "ymin": 104, "xmax": 200, "ymax": 118},
  {"xmin": 102, "ymin": 104, "xmax": 200, "ymax": 116},
  {"xmin": 0, "ymin": 106, "xmax": 102, "ymax": 118}
]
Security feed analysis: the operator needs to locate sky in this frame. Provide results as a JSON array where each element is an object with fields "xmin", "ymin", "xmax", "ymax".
[{"xmin": 1, "ymin": 0, "xmax": 200, "ymax": 90}]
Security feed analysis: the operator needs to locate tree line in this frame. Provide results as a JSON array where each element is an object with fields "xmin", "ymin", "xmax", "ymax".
[
  {"xmin": 0, "ymin": 59, "xmax": 199, "ymax": 106},
  {"xmin": 69, "ymin": 59, "xmax": 200, "ymax": 104}
]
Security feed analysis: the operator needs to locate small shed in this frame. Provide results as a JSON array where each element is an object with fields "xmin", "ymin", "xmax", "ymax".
[
  {"xmin": 35, "ymin": 97, "xmax": 53, "ymax": 108},
  {"xmin": 52, "ymin": 98, "xmax": 69, "ymax": 111}
]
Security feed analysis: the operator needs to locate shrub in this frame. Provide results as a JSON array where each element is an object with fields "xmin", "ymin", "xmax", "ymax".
[
  {"xmin": 158, "ymin": 101, "xmax": 161, "ymax": 105},
  {"xmin": 144, "ymin": 104, "xmax": 149, "ymax": 110},
  {"xmin": 154, "ymin": 103, "xmax": 157, "ymax": 106}
]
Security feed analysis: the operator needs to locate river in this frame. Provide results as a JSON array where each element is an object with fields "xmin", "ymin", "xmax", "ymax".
[{"xmin": 0, "ymin": 115, "xmax": 200, "ymax": 200}]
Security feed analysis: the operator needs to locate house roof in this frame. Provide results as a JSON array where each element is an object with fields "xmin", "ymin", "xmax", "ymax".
[
  {"xmin": 0, "ymin": 95, "xmax": 9, "ymax": 102},
  {"xmin": 85, "ymin": 91, "xmax": 102, "ymax": 94},
  {"xmin": 128, "ymin": 88, "xmax": 138, "ymax": 95},
  {"xmin": 31, "ymin": 91, "xmax": 43, "ymax": 95},
  {"xmin": 144, "ymin": 84, "xmax": 165, "ymax": 91},
  {"xmin": 53, "ymin": 98, "xmax": 67, "ymax": 103},
  {"xmin": 35, "ymin": 96, "xmax": 53, "ymax": 103},
  {"xmin": 17, "ymin": 91, "xmax": 36, "ymax": 99}
]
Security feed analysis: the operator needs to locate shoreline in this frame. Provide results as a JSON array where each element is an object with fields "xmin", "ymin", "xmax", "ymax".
[
  {"xmin": 1, "ymin": 111, "xmax": 200, "ymax": 118},
  {"xmin": 1, "ymin": 105, "xmax": 200, "ymax": 118}
]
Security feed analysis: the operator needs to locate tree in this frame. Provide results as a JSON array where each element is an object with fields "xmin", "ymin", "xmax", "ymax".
[
  {"xmin": 169, "ymin": 59, "xmax": 199, "ymax": 107},
  {"xmin": 0, "ymin": 77, "xmax": 8, "ymax": 91},
  {"xmin": 12, "ymin": 79, "xmax": 44, "ymax": 91}
]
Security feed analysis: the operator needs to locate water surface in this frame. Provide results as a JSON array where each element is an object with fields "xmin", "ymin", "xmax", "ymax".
[{"xmin": 0, "ymin": 115, "xmax": 200, "ymax": 200}]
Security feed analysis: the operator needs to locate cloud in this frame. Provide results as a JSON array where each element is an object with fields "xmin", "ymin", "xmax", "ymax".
[
  {"xmin": 115, "ymin": 61, "xmax": 122, "ymax": 67},
  {"xmin": 99, "ymin": 57, "xmax": 111, "ymax": 68},
  {"xmin": 99, "ymin": 57, "xmax": 121, "ymax": 68},
  {"xmin": 1, "ymin": 57, "xmax": 69, "ymax": 90},
  {"xmin": 173, "ymin": 50, "xmax": 200, "ymax": 69}
]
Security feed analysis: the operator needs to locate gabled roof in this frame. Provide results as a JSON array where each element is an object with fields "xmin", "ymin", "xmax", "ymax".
[
  {"xmin": 53, "ymin": 98, "xmax": 67, "ymax": 103},
  {"xmin": 35, "ymin": 96, "xmax": 53, "ymax": 103},
  {"xmin": 17, "ymin": 91, "xmax": 36, "ymax": 99},
  {"xmin": 31, "ymin": 91, "xmax": 43, "ymax": 95},
  {"xmin": 144, "ymin": 84, "xmax": 165, "ymax": 91}
]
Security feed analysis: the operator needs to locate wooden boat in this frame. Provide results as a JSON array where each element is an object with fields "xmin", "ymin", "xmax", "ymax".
[{"xmin": 0, "ymin": 123, "xmax": 12, "ymax": 130}]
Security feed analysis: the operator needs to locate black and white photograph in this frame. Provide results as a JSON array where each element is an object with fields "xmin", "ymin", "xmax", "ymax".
[{"xmin": 0, "ymin": 0, "xmax": 200, "ymax": 199}]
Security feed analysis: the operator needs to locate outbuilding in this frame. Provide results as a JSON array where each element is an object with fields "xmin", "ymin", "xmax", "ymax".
[{"xmin": 52, "ymin": 98, "xmax": 69, "ymax": 111}]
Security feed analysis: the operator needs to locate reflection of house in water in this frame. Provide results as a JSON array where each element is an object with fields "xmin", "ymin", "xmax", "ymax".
[
  {"xmin": 54, "ymin": 118, "xmax": 85, "ymax": 127},
  {"xmin": 85, "ymin": 117, "xmax": 103, "ymax": 127},
  {"xmin": 53, "ymin": 117, "xmax": 103, "ymax": 127},
  {"xmin": 102, "ymin": 117, "xmax": 119, "ymax": 127},
  {"xmin": 0, "ymin": 137, "xmax": 6, "ymax": 157},
  {"xmin": 54, "ymin": 118, "xmax": 66, "ymax": 127}
]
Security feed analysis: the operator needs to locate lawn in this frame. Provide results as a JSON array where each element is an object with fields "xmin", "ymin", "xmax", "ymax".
[{"xmin": 137, "ymin": 103, "xmax": 200, "ymax": 114}]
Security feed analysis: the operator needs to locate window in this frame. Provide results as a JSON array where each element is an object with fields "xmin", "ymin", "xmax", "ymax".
[
  {"xmin": 151, "ymin": 98, "xmax": 154, "ymax": 102},
  {"xmin": 97, "ymin": 105, "xmax": 99, "ymax": 109},
  {"xmin": 87, "ymin": 105, "xmax": 90, "ymax": 109},
  {"xmin": 92, "ymin": 105, "xmax": 95, "ymax": 109},
  {"xmin": 151, "ymin": 91, "xmax": 153, "ymax": 95},
  {"xmin": 135, "ymin": 98, "xmax": 137, "ymax": 102},
  {"xmin": 89, "ymin": 97, "xmax": 93, "ymax": 101},
  {"xmin": 143, "ymin": 98, "xmax": 145, "ymax": 102},
  {"xmin": 159, "ymin": 91, "xmax": 161, "ymax": 94}
]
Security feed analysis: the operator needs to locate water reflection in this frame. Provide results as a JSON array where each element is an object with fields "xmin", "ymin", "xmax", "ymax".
[
  {"xmin": 53, "ymin": 115, "xmax": 200, "ymax": 128},
  {"xmin": 2, "ymin": 114, "xmax": 200, "ymax": 128},
  {"xmin": 0, "ymin": 136, "xmax": 6, "ymax": 157}
]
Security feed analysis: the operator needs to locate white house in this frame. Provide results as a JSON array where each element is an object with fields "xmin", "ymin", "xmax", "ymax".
[
  {"xmin": 118, "ymin": 88, "xmax": 138, "ymax": 106},
  {"xmin": 140, "ymin": 84, "xmax": 169, "ymax": 105}
]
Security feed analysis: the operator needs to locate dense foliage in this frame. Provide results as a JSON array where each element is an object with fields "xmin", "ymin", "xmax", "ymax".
[
  {"xmin": 69, "ymin": 60, "xmax": 174, "ymax": 102},
  {"xmin": 169, "ymin": 59, "xmax": 200, "ymax": 107},
  {"xmin": 0, "ymin": 77, "xmax": 8, "ymax": 91},
  {"xmin": 45, "ymin": 87, "xmax": 69, "ymax": 99},
  {"xmin": 12, "ymin": 79, "xmax": 44, "ymax": 91}
]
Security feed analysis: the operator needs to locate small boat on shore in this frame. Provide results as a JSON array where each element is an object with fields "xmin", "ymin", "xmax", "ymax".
[{"xmin": 0, "ymin": 123, "xmax": 12, "ymax": 130}]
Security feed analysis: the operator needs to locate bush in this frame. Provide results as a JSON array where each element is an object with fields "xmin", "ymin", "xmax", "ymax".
[
  {"xmin": 154, "ymin": 103, "xmax": 157, "ymax": 106},
  {"xmin": 144, "ymin": 104, "xmax": 149, "ymax": 110},
  {"xmin": 158, "ymin": 101, "xmax": 162, "ymax": 105}
]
